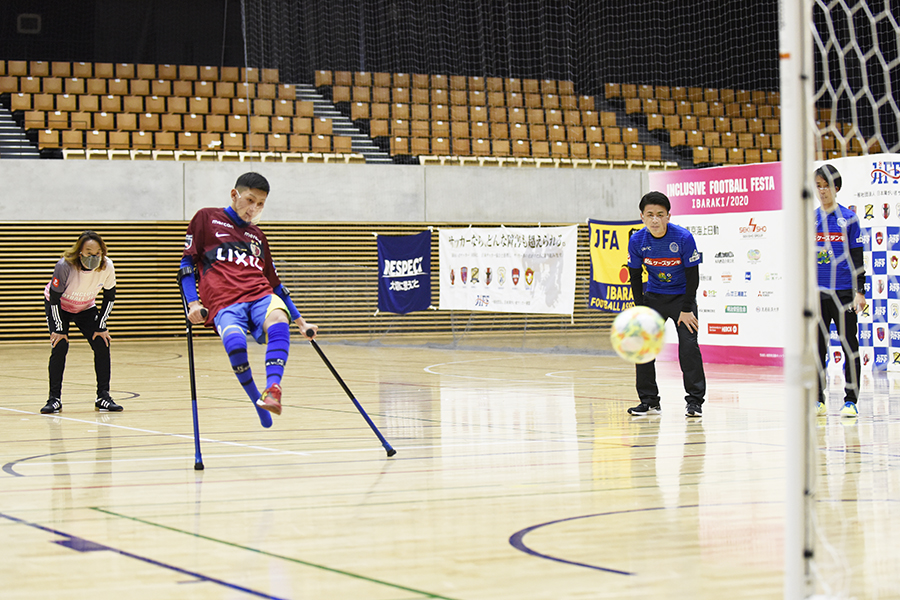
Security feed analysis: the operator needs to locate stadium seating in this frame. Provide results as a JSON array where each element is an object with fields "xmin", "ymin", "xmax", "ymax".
[
  {"xmin": 0, "ymin": 60, "xmax": 359, "ymax": 162},
  {"xmin": 316, "ymin": 70, "xmax": 668, "ymax": 169},
  {"xmin": 0, "ymin": 60, "xmax": 870, "ymax": 167},
  {"xmin": 603, "ymin": 81, "xmax": 863, "ymax": 165}
]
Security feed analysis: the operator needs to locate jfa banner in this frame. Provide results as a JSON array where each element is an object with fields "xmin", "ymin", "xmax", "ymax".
[
  {"xmin": 588, "ymin": 219, "xmax": 643, "ymax": 312},
  {"xmin": 439, "ymin": 226, "xmax": 578, "ymax": 315},
  {"xmin": 377, "ymin": 230, "xmax": 432, "ymax": 314}
]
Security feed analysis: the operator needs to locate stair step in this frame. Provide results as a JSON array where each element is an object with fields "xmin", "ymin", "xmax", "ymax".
[
  {"xmin": 0, "ymin": 105, "xmax": 39, "ymax": 159},
  {"xmin": 290, "ymin": 84, "xmax": 394, "ymax": 164}
]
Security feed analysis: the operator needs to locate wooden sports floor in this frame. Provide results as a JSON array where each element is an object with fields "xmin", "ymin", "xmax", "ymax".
[{"xmin": 3, "ymin": 334, "xmax": 900, "ymax": 599}]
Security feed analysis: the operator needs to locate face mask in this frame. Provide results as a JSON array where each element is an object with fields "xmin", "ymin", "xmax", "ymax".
[
  {"xmin": 80, "ymin": 254, "xmax": 102, "ymax": 270},
  {"xmin": 250, "ymin": 208, "xmax": 263, "ymax": 225}
]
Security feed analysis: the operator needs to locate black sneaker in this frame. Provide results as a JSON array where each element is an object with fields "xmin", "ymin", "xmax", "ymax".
[
  {"xmin": 41, "ymin": 398, "xmax": 62, "ymax": 414},
  {"xmin": 95, "ymin": 394, "xmax": 123, "ymax": 412},
  {"xmin": 628, "ymin": 402, "xmax": 661, "ymax": 416},
  {"xmin": 685, "ymin": 403, "xmax": 703, "ymax": 417}
]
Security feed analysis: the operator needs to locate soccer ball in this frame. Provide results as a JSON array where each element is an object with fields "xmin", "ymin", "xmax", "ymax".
[{"xmin": 609, "ymin": 306, "xmax": 666, "ymax": 364}]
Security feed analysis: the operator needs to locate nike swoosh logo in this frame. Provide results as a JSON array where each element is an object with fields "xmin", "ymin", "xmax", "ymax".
[{"xmin": 215, "ymin": 232, "xmax": 229, "ymax": 238}]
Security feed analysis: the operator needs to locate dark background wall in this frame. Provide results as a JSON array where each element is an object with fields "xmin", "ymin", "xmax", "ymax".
[
  {"xmin": 6, "ymin": 0, "xmax": 892, "ymax": 146},
  {"xmin": 1, "ymin": 0, "xmax": 780, "ymax": 96},
  {"xmin": 0, "ymin": 0, "xmax": 245, "ymax": 70}
]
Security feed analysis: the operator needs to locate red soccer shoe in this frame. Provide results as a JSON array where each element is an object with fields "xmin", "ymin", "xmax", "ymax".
[{"xmin": 256, "ymin": 383, "xmax": 283, "ymax": 416}]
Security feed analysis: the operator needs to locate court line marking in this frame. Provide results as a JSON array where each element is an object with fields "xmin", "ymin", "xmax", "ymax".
[
  {"xmin": 0, "ymin": 510, "xmax": 291, "ymax": 600},
  {"xmin": 92, "ymin": 507, "xmax": 462, "ymax": 600},
  {"xmin": 5, "ymin": 403, "xmax": 600, "ymax": 475},
  {"xmin": 423, "ymin": 355, "xmax": 590, "ymax": 382},
  {"xmin": 510, "ymin": 497, "xmax": 900, "ymax": 576},
  {"xmin": 0, "ymin": 406, "xmax": 313, "ymax": 457},
  {"xmin": 3, "ymin": 438, "xmax": 560, "ymax": 476}
]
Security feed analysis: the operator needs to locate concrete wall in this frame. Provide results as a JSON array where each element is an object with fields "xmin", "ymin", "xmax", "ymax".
[{"xmin": 3, "ymin": 160, "xmax": 650, "ymax": 223}]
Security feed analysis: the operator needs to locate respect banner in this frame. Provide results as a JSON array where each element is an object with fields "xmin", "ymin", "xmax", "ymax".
[
  {"xmin": 377, "ymin": 230, "xmax": 432, "ymax": 314},
  {"xmin": 588, "ymin": 219, "xmax": 643, "ymax": 312},
  {"xmin": 439, "ymin": 226, "xmax": 578, "ymax": 315}
]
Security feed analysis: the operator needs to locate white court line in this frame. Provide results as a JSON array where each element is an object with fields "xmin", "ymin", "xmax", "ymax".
[
  {"xmin": 0, "ymin": 406, "xmax": 311, "ymax": 457},
  {"xmin": 16, "ymin": 439, "xmax": 560, "ymax": 468},
  {"xmin": 3, "ymin": 406, "xmax": 792, "ymax": 471},
  {"xmin": 1, "ymin": 406, "xmax": 568, "ymax": 465},
  {"xmin": 424, "ymin": 356, "xmax": 597, "ymax": 383},
  {"xmin": 423, "ymin": 356, "xmax": 520, "ymax": 380},
  {"xmin": 425, "ymin": 357, "xmax": 636, "ymax": 383}
]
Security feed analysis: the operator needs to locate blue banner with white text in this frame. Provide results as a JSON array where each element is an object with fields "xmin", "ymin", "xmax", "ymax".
[{"xmin": 377, "ymin": 230, "xmax": 432, "ymax": 314}]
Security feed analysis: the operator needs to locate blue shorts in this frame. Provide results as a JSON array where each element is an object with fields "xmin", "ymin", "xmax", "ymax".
[{"xmin": 214, "ymin": 295, "xmax": 288, "ymax": 344}]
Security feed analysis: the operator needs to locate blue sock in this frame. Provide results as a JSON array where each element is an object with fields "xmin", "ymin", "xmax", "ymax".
[
  {"xmin": 222, "ymin": 329, "xmax": 272, "ymax": 428},
  {"xmin": 222, "ymin": 330, "xmax": 258, "ymax": 400},
  {"xmin": 265, "ymin": 322, "xmax": 290, "ymax": 389}
]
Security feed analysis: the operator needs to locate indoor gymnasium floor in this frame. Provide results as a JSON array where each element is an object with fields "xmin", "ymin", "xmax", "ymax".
[{"xmin": 2, "ymin": 336, "xmax": 899, "ymax": 599}]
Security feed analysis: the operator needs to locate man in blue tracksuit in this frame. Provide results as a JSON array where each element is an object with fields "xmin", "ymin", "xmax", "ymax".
[
  {"xmin": 626, "ymin": 191, "xmax": 706, "ymax": 417},
  {"xmin": 814, "ymin": 164, "xmax": 866, "ymax": 418}
]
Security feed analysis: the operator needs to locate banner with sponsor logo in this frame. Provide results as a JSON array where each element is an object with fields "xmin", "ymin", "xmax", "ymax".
[
  {"xmin": 649, "ymin": 163, "xmax": 784, "ymax": 365},
  {"xmin": 817, "ymin": 154, "xmax": 900, "ymax": 372},
  {"xmin": 587, "ymin": 219, "xmax": 643, "ymax": 312},
  {"xmin": 439, "ymin": 226, "xmax": 578, "ymax": 315},
  {"xmin": 377, "ymin": 230, "xmax": 432, "ymax": 314}
]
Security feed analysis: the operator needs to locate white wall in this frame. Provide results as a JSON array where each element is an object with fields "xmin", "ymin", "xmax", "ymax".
[{"xmin": 4, "ymin": 160, "xmax": 650, "ymax": 223}]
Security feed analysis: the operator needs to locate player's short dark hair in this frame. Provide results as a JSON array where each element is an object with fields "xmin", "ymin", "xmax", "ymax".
[
  {"xmin": 235, "ymin": 172, "xmax": 270, "ymax": 193},
  {"xmin": 814, "ymin": 164, "xmax": 842, "ymax": 191},
  {"xmin": 640, "ymin": 191, "xmax": 670, "ymax": 213}
]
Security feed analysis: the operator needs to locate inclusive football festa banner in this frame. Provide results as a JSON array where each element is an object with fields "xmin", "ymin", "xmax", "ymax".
[
  {"xmin": 649, "ymin": 162, "xmax": 784, "ymax": 365},
  {"xmin": 588, "ymin": 219, "xmax": 643, "ymax": 312},
  {"xmin": 377, "ymin": 230, "xmax": 432, "ymax": 314},
  {"xmin": 439, "ymin": 226, "xmax": 578, "ymax": 315},
  {"xmin": 817, "ymin": 154, "xmax": 900, "ymax": 373}
]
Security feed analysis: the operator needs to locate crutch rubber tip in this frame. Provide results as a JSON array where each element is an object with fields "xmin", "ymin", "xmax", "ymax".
[
  {"xmin": 194, "ymin": 462, "xmax": 205, "ymax": 471},
  {"xmin": 386, "ymin": 448, "xmax": 397, "ymax": 457}
]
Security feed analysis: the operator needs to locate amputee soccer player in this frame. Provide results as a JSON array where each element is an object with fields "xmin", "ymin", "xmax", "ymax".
[{"xmin": 179, "ymin": 172, "xmax": 317, "ymax": 427}]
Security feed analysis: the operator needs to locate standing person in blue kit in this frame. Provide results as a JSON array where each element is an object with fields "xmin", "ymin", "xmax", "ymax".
[
  {"xmin": 626, "ymin": 191, "xmax": 706, "ymax": 417},
  {"xmin": 814, "ymin": 164, "xmax": 866, "ymax": 418}
]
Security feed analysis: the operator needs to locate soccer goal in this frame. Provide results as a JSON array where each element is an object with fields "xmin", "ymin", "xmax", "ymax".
[{"xmin": 784, "ymin": 1, "xmax": 899, "ymax": 598}]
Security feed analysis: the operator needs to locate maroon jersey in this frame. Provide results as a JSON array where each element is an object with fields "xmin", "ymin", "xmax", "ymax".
[{"xmin": 182, "ymin": 207, "xmax": 282, "ymax": 323}]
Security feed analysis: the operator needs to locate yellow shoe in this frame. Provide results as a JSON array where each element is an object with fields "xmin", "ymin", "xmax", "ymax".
[
  {"xmin": 840, "ymin": 401, "xmax": 858, "ymax": 418},
  {"xmin": 816, "ymin": 401, "xmax": 827, "ymax": 416}
]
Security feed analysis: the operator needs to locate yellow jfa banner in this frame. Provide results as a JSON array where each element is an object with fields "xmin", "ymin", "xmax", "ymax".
[{"xmin": 588, "ymin": 219, "xmax": 644, "ymax": 312}]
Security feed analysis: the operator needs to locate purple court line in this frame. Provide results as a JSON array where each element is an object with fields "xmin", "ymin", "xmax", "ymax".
[
  {"xmin": 512, "ymin": 499, "xmax": 900, "ymax": 575},
  {"xmin": 2, "ymin": 440, "xmax": 189, "ymax": 477},
  {"xmin": 510, "ymin": 505, "xmax": 735, "ymax": 576},
  {"xmin": 0, "ymin": 511, "xmax": 289, "ymax": 600}
]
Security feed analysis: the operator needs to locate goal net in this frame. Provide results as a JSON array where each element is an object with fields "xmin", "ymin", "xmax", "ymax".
[{"xmin": 788, "ymin": 1, "xmax": 899, "ymax": 599}]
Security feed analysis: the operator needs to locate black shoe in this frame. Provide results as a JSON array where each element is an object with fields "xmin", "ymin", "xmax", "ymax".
[
  {"xmin": 628, "ymin": 402, "xmax": 661, "ymax": 416},
  {"xmin": 95, "ymin": 393, "xmax": 123, "ymax": 412},
  {"xmin": 685, "ymin": 403, "xmax": 703, "ymax": 417},
  {"xmin": 41, "ymin": 398, "xmax": 62, "ymax": 414}
]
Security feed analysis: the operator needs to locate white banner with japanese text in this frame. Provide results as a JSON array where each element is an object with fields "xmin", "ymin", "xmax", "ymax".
[{"xmin": 439, "ymin": 226, "xmax": 578, "ymax": 315}]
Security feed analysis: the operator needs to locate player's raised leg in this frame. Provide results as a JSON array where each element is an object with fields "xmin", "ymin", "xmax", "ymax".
[
  {"xmin": 257, "ymin": 298, "xmax": 291, "ymax": 416},
  {"xmin": 216, "ymin": 303, "xmax": 274, "ymax": 427}
]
